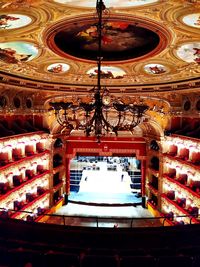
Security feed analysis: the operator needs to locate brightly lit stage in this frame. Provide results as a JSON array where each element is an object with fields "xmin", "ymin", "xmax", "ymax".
[{"xmin": 68, "ymin": 163, "xmax": 142, "ymax": 206}]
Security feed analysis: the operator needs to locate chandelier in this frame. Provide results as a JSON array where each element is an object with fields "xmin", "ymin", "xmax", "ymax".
[{"xmin": 49, "ymin": 0, "xmax": 148, "ymax": 142}]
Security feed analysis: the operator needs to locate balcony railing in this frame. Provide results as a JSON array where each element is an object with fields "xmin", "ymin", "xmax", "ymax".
[{"xmin": 0, "ymin": 206, "xmax": 199, "ymax": 228}]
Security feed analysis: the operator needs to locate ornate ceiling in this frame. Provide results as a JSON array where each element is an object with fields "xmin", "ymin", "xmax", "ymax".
[
  {"xmin": 0, "ymin": 0, "xmax": 199, "ymax": 93},
  {"xmin": 0, "ymin": 0, "xmax": 200, "ymax": 139}
]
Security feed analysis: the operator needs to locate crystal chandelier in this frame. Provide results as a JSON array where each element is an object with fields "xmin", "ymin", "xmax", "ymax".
[{"xmin": 49, "ymin": 0, "xmax": 148, "ymax": 142}]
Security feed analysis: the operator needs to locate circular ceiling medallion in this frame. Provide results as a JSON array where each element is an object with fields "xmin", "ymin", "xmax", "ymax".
[
  {"xmin": 176, "ymin": 42, "xmax": 200, "ymax": 64},
  {"xmin": 87, "ymin": 66, "xmax": 126, "ymax": 79},
  {"xmin": 53, "ymin": 0, "xmax": 159, "ymax": 8},
  {"xmin": 0, "ymin": 42, "xmax": 38, "ymax": 64},
  {"xmin": 47, "ymin": 17, "xmax": 170, "ymax": 63},
  {"xmin": 144, "ymin": 64, "xmax": 167, "ymax": 74},
  {"xmin": 0, "ymin": 14, "xmax": 32, "ymax": 30},
  {"xmin": 47, "ymin": 63, "xmax": 70, "ymax": 73},
  {"xmin": 182, "ymin": 14, "xmax": 200, "ymax": 28}
]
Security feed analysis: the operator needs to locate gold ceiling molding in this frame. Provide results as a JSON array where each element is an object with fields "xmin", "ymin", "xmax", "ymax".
[
  {"xmin": 0, "ymin": 0, "xmax": 44, "ymax": 9},
  {"xmin": 0, "ymin": 73, "xmax": 200, "ymax": 98},
  {"xmin": 166, "ymin": 5, "xmax": 200, "ymax": 34},
  {"xmin": 0, "ymin": 8, "xmax": 51, "ymax": 36},
  {"xmin": 44, "ymin": 14, "xmax": 171, "ymax": 65}
]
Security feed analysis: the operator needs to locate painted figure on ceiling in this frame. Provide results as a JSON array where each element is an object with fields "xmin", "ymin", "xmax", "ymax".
[
  {"xmin": 1, "ymin": 0, "xmax": 42, "ymax": 9},
  {"xmin": 77, "ymin": 21, "xmax": 145, "ymax": 50},
  {"xmin": 0, "ymin": 15, "xmax": 19, "ymax": 29},
  {"xmin": 0, "ymin": 47, "xmax": 32, "ymax": 64},
  {"xmin": 53, "ymin": 0, "xmax": 158, "ymax": 8},
  {"xmin": 149, "ymin": 65, "xmax": 165, "ymax": 74},
  {"xmin": 193, "ymin": 48, "xmax": 200, "ymax": 64},
  {"xmin": 89, "ymin": 69, "xmax": 124, "ymax": 79},
  {"xmin": 48, "ymin": 64, "xmax": 63, "ymax": 73},
  {"xmin": 194, "ymin": 15, "xmax": 200, "ymax": 26}
]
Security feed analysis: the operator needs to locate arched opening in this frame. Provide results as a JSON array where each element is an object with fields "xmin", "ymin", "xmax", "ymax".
[{"xmin": 65, "ymin": 136, "xmax": 147, "ymax": 207}]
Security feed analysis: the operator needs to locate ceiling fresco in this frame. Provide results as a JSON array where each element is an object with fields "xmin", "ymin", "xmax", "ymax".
[
  {"xmin": 0, "ymin": 14, "xmax": 32, "ymax": 29},
  {"xmin": 53, "ymin": 0, "xmax": 159, "ymax": 8},
  {"xmin": 0, "ymin": 0, "xmax": 43, "ymax": 9},
  {"xmin": 53, "ymin": 21, "xmax": 160, "ymax": 62},
  {"xmin": 182, "ymin": 13, "xmax": 200, "ymax": 28},
  {"xmin": 176, "ymin": 43, "xmax": 200, "ymax": 64},
  {"xmin": 143, "ymin": 64, "xmax": 167, "ymax": 75},
  {"xmin": 47, "ymin": 63, "xmax": 70, "ymax": 74},
  {"xmin": 87, "ymin": 66, "xmax": 126, "ymax": 79},
  {"xmin": 0, "ymin": 42, "xmax": 38, "ymax": 64},
  {"xmin": 0, "ymin": 0, "xmax": 199, "ymax": 91}
]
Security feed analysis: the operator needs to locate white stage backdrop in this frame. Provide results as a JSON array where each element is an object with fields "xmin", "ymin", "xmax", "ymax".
[{"xmin": 79, "ymin": 162, "xmax": 132, "ymax": 194}]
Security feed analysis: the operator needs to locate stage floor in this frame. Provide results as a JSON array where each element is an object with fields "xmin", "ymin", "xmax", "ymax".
[
  {"xmin": 68, "ymin": 191, "xmax": 141, "ymax": 205},
  {"xmin": 47, "ymin": 161, "xmax": 158, "ymax": 228}
]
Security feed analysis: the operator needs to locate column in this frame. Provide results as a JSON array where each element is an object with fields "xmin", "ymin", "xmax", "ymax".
[
  {"xmin": 141, "ymin": 159, "xmax": 146, "ymax": 208},
  {"xmin": 64, "ymin": 157, "xmax": 71, "ymax": 204}
]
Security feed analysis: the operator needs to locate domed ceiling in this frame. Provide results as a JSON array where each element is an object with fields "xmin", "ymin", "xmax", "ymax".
[
  {"xmin": 0, "ymin": 0, "xmax": 199, "ymax": 94},
  {"xmin": 51, "ymin": 20, "xmax": 161, "ymax": 62}
]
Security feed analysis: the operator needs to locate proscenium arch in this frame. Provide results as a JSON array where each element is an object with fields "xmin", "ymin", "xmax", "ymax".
[{"xmin": 64, "ymin": 136, "xmax": 147, "ymax": 197}]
